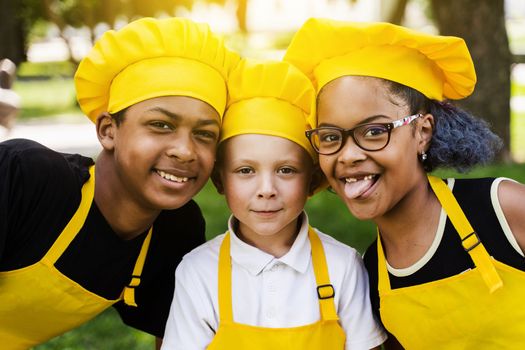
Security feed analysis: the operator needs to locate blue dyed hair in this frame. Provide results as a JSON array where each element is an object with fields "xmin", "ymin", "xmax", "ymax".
[{"xmin": 385, "ymin": 80, "xmax": 503, "ymax": 172}]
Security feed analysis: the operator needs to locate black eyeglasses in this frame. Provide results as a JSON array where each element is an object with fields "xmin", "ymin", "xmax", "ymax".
[{"xmin": 305, "ymin": 113, "xmax": 423, "ymax": 155}]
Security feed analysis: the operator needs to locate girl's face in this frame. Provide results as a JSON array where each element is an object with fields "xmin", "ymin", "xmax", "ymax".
[{"xmin": 316, "ymin": 76, "xmax": 429, "ymax": 220}]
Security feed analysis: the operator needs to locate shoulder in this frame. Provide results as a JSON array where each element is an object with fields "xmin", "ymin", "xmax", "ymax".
[
  {"xmin": 313, "ymin": 228, "xmax": 366, "ymax": 282},
  {"xmin": 315, "ymin": 228, "xmax": 361, "ymax": 262},
  {"xmin": 180, "ymin": 233, "xmax": 225, "ymax": 270},
  {"xmin": 1, "ymin": 138, "xmax": 93, "ymax": 187},
  {"xmin": 175, "ymin": 233, "xmax": 225, "ymax": 287},
  {"xmin": 494, "ymin": 178, "xmax": 525, "ymax": 254}
]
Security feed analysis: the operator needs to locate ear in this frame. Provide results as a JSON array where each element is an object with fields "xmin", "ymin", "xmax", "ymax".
[
  {"xmin": 96, "ymin": 113, "xmax": 116, "ymax": 151},
  {"xmin": 417, "ymin": 113, "xmax": 434, "ymax": 153},
  {"xmin": 308, "ymin": 163, "xmax": 327, "ymax": 196},
  {"xmin": 211, "ymin": 165, "xmax": 225, "ymax": 195}
]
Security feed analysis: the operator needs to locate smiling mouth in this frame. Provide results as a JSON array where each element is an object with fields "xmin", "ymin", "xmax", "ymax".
[
  {"xmin": 156, "ymin": 170, "xmax": 189, "ymax": 183},
  {"xmin": 342, "ymin": 174, "xmax": 379, "ymax": 199}
]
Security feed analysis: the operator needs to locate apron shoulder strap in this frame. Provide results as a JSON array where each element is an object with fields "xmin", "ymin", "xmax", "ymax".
[
  {"xmin": 308, "ymin": 227, "xmax": 339, "ymax": 321},
  {"xmin": 43, "ymin": 165, "xmax": 96, "ymax": 264},
  {"xmin": 122, "ymin": 227, "xmax": 153, "ymax": 307},
  {"xmin": 218, "ymin": 232, "xmax": 234, "ymax": 323},
  {"xmin": 428, "ymin": 175, "xmax": 503, "ymax": 293}
]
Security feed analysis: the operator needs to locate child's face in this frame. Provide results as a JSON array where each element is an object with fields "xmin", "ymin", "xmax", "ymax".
[
  {"xmin": 316, "ymin": 76, "xmax": 427, "ymax": 220},
  {"xmin": 109, "ymin": 95, "xmax": 220, "ymax": 211},
  {"xmin": 218, "ymin": 134, "xmax": 314, "ymax": 243}
]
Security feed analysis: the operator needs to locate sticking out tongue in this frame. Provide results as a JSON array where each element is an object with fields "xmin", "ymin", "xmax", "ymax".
[{"xmin": 344, "ymin": 177, "xmax": 375, "ymax": 199}]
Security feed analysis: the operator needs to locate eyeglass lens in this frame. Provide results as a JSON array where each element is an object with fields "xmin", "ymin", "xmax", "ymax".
[{"xmin": 313, "ymin": 124, "xmax": 391, "ymax": 154}]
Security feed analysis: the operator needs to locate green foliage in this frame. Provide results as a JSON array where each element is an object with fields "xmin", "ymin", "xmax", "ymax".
[
  {"xmin": 17, "ymin": 61, "xmax": 77, "ymax": 78},
  {"xmin": 13, "ymin": 77, "xmax": 81, "ymax": 119}
]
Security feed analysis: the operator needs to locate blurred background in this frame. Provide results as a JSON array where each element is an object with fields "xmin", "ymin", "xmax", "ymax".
[{"xmin": 0, "ymin": 0, "xmax": 524, "ymax": 348}]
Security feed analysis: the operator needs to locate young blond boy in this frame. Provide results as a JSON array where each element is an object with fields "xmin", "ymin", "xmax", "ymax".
[{"xmin": 162, "ymin": 59, "xmax": 386, "ymax": 350}]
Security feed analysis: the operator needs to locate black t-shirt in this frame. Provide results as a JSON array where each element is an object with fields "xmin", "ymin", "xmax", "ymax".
[
  {"xmin": 364, "ymin": 178, "xmax": 525, "ymax": 320},
  {"xmin": 0, "ymin": 139, "xmax": 206, "ymax": 338}
]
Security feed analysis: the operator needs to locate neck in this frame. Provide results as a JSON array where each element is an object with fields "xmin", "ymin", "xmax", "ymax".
[
  {"xmin": 94, "ymin": 151, "xmax": 160, "ymax": 240},
  {"xmin": 236, "ymin": 218, "xmax": 301, "ymax": 258},
  {"xmin": 375, "ymin": 177, "xmax": 442, "ymax": 268}
]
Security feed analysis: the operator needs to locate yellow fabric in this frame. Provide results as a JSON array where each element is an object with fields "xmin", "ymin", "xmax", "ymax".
[
  {"xmin": 284, "ymin": 18, "xmax": 476, "ymax": 101},
  {"xmin": 122, "ymin": 225, "xmax": 153, "ymax": 307},
  {"xmin": 0, "ymin": 166, "xmax": 153, "ymax": 349},
  {"xmin": 427, "ymin": 176, "xmax": 502, "ymax": 292},
  {"xmin": 75, "ymin": 17, "xmax": 240, "ymax": 122},
  {"xmin": 222, "ymin": 59, "xmax": 317, "ymax": 160},
  {"xmin": 376, "ymin": 177, "xmax": 525, "ymax": 349},
  {"xmin": 207, "ymin": 228, "xmax": 345, "ymax": 350}
]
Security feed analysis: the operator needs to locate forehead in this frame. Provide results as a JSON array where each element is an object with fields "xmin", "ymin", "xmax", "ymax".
[
  {"xmin": 222, "ymin": 134, "xmax": 310, "ymax": 163},
  {"xmin": 125, "ymin": 95, "xmax": 221, "ymax": 125},
  {"xmin": 317, "ymin": 76, "xmax": 407, "ymax": 124}
]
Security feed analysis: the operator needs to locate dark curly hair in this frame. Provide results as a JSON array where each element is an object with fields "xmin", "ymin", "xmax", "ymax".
[{"xmin": 385, "ymin": 80, "xmax": 503, "ymax": 172}]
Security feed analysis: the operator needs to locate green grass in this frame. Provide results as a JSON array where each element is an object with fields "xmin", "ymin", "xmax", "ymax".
[
  {"xmin": 13, "ymin": 78, "xmax": 81, "ymax": 119},
  {"xmin": 34, "ymin": 308, "xmax": 154, "ymax": 350}
]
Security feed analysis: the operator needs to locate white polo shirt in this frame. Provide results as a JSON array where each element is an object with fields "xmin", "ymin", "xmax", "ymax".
[{"xmin": 162, "ymin": 213, "xmax": 386, "ymax": 350}]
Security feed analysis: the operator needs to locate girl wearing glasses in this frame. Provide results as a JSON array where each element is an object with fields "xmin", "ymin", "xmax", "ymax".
[{"xmin": 285, "ymin": 18, "xmax": 525, "ymax": 349}]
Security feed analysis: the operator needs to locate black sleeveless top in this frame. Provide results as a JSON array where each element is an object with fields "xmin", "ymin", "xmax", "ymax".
[{"xmin": 364, "ymin": 178, "xmax": 525, "ymax": 319}]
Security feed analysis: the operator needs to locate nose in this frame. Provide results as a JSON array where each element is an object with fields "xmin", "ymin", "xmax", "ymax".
[
  {"xmin": 257, "ymin": 173, "xmax": 277, "ymax": 199},
  {"xmin": 166, "ymin": 132, "xmax": 196, "ymax": 163},
  {"xmin": 337, "ymin": 136, "xmax": 367, "ymax": 165}
]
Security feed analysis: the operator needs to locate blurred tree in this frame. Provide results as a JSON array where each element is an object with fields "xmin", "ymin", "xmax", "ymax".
[
  {"xmin": 34, "ymin": 0, "xmax": 247, "ymax": 62},
  {"xmin": 375, "ymin": 0, "xmax": 511, "ymax": 160},
  {"xmin": 0, "ymin": 0, "xmax": 41, "ymax": 65},
  {"xmin": 430, "ymin": 0, "xmax": 511, "ymax": 160}
]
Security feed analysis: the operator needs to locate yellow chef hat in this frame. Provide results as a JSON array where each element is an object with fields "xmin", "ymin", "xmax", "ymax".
[
  {"xmin": 284, "ymin": 18, "xmax": 476, "ymax": 101},
  {"xmin": 221, "ymin": 59, "xmax": 317, "ymax": 161},
  {"xmin": 75, "ymin": 17, "xmax": 240, "ymax": 122}
]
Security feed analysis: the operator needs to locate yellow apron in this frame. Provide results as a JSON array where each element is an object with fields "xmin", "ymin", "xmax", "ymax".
[
  {"xmin": 0, "ymin": 166, "xmax": 152, "ymax": 349},
  {"xmin": 207, "ymin": 227, "xmax": 346, "ymax": 350},
  {"xmin": 377, "ymin": 176, "xmax": 525, "ymax": 349}
]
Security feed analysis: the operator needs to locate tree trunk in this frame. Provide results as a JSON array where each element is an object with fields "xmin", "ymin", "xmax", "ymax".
[
  {"xmin": 430, "ymin": 0, "xmax": 511, "ymax": 161},
  {"xmin": 0, "ymin": 0, "xmax": 27, "ymax": 65}
]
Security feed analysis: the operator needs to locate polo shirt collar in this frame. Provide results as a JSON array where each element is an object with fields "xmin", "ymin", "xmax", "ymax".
[{"xmin": 228, "ymin": 212, "xmax": 312, "ymax": 276}]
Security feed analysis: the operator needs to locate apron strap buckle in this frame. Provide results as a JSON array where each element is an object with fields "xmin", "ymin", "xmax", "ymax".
[
  {"xmin": 317, "ymin": 284, "xmax": 335, "ymax": 300},
  {"xmin": 462, "ymin": 231, "xmax": 481, "ymax": 252}
]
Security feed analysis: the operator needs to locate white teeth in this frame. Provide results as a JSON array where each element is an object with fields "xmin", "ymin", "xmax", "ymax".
[
  {"xmin": 157, "ymin": 170, "xmax": 188, "ymax": 183},
  {"xmin": 345, "ymin": 174, "xmax": 375, "ymax": 183}
]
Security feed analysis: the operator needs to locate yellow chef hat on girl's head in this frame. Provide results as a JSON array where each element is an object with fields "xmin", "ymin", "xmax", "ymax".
[
  {"xmin": 221, "ymin": 59, "xmax": 317, "ymax": 161},
  {"xmin": 75, "ymin": 17, "xmax": 240, "ymax": 122},
  {"xmin": 284, "ymin": 18, "xmax": 476, "ymax": 101}
]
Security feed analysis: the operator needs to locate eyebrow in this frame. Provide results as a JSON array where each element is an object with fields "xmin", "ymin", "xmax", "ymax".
[
  {"xmin": 148, "ymin": 107, "xmax": 220, "ymax": 127},
  {"xmin": 318, "ymin": 114, "xmax": 390, "ymax": 128}
]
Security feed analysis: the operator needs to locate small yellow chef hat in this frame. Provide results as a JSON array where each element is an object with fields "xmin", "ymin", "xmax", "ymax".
[
  {"xmin": 284, "ymin": 18, "xmax": 476, "ymax": 101},
  {"xmin": 75, "ymin": 17, "xmax": 240, "ymax": 122},
  {"xmin": 221, "ymin": 59, "xmax": 317, "ymax": 161}
]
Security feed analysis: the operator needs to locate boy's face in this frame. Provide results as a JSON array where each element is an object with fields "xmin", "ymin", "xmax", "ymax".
[
  {"xmin": 218, "ymin": 134, "xmax": 314, "ymax": 243},
  {"xmin": 108, "ymin": 95, "xmax": 220, "ymax": 211}
]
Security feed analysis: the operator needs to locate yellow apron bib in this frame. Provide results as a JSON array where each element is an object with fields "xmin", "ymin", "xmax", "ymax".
[
  {"xmin": 377, "ymin": 176, "xmax": 525, "ymax": 349},
  {"xmin": 207, "ymin": 227, "xmax": 346, "ymax": 350},
  {"xmin": 0, "ymin": 166, "xmax": 153, "ymax": 349}
]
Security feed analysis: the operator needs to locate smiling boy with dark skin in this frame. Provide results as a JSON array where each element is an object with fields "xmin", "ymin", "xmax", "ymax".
[{"xmin": 0, "ymin": 17, "xmax": 239, "ymax": 349}]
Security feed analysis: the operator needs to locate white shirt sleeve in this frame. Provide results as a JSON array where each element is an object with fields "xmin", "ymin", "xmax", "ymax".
[
  {"xmin": 337, "ymin": 249, "xmax": 387, "ymax": 350},
  {"xmin": 161, "ymin": 256, "xmax": 217, "ymax": 350}
]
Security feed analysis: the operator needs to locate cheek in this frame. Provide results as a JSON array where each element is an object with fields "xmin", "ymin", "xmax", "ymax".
[
  {"xmin": 197, "ymin": 145, "xmax": 218, "ymax": 175},
  {"xmin": 319, "ymin": 156, "xmax": 336, "ymax": 179}
]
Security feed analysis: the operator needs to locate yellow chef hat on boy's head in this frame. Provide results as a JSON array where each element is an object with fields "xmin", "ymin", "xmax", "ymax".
[
  {"xmin": 75, "ymin": 17, "xmax": 240, "ymax": 122},
  {"xmin": 221, "ymin": 59, "xmax": 317, "ymax": 161},
  {"xmin": 283, "ymin": 18, "xmax": 476, "ymax": 101}
]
